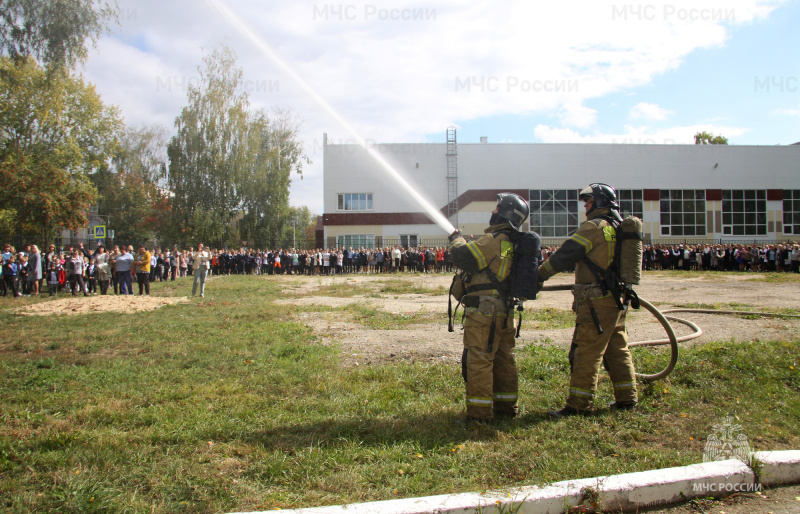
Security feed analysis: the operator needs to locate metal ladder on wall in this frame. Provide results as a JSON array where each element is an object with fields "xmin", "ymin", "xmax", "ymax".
[{"xmin": 446, "ymin": 127, "xmax": 458, "ymax": 229}]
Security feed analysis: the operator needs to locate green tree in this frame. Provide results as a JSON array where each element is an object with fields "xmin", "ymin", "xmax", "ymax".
[
  {"xmin": 238, "ymin": 109, "xmax": 308, "ymax": 248},
  {"xmin": 0, "ymin": 56, "xmax": 122, "ymax": 243},
  {"xmin": 0, "ymin": 153, "xmax": 97, "ymax": 238},
  {"xmin": 167, "ymin": 46, "xmax": 248, "ymax": 248},
  {"xmin": 167, "ymin": 46, "xmax": 305, "ymax": 249},
  {"xmin": 0, "ymin": 0, "xmax": 118, "ymax": 69},
  {"xmin": 93, "ymin": 125, "xmax": 169, "ymax": 245},
  {"xmin": 694, "ymin": 131, "xmax": 729, "ymax": 145},
  {"xmin": 275, "ymin": 206, "xmax": 315, "ymax": 249},
  {"xmin": 0, "ymin": 207, "xmax": 14, "ymax": 233}
]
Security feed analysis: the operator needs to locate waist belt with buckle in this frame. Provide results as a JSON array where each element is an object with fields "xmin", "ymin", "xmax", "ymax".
[
  {"xmin": 571, "ymin": 283, "xmax": 607, "ymax": 301},
  {"xmin": 463, "ymin": 295, "xmax": 510, "ymax": 315}
]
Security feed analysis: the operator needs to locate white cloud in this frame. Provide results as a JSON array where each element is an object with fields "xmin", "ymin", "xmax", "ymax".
[
  {"xmin": 629, "ymin": 102, "xmax": 674, "ymax": 121},
  {"xmin": 533, "ymin": 125, "xmax": 596, "ymax": 143},
  {"xmin": 773, "ymin": 106, "xmax": 800, "ymax": 117},
  {"xmin": 558, "ymin": 103, "xmax": 598, "ymax": 128},
  {"xmin": 81, "ymin": 0, "xmax": 786, "ymax": 213}
]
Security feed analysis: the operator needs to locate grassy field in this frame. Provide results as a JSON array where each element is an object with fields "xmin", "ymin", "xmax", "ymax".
[{"xmin": 1, "ymin": 273, "xmax": 798, "ymax": 513}]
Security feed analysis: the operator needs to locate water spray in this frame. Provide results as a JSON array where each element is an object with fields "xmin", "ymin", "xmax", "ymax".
[{"xmin": 206, "ymin": 0, "xmax": 456, "ymax": 235}]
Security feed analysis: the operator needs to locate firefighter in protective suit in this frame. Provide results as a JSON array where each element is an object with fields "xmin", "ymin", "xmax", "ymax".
[
  {"xmin": 537, "ymin": 183, "xmax": 638, "ymax": 417},
  {"xmin": 448, "ymin": 193, "xmax": 528, "ymax": 423}
]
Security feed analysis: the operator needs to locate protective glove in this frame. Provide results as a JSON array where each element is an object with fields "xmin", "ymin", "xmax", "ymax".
[{"xmin": 448, "ymin": 229, "xmax": 462, "ymax": 243}]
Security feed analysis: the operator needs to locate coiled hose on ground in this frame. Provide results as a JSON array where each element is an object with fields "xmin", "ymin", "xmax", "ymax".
[{"xmin": 537, "ymin": 284, "xmax": 800, "ymax": 382}]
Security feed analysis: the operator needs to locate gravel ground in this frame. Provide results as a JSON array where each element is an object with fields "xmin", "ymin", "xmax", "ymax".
[
  {"xmin": 13, "ymin": 294, "xmax": 189, "ymax": 316},
  {"xmin": 13, "ymin": 272, "xmax": 798, "ymax": 369},
  {"xmin": 274, "ymin": 272, "xmax": 800, "ymax": 367}
]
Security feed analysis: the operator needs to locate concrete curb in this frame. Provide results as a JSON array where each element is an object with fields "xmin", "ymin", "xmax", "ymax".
[{"xmin": 230, "ymin": 450, "xmax": 800, "ymax": 514}]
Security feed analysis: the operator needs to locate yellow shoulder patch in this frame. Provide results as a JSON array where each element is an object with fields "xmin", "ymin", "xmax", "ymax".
[
  {"xmin": 500, "ymin": 240, "xmax": 514, "ymax": 259},
  {"xmin": 603, "ymin": 225, "xmax": 617, "ymax": 242}
]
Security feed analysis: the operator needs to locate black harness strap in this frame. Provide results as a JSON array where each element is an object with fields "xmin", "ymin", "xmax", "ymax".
[
  {"xmin": 447, "ymin": 293, "xmax": 459, "ymax": 332},
  {"xmin": 450, "ymin": 230, "xmax": 520, "ymax": 336},
  {"xmin": 487, "ymin": 317, "xmax": 498, "ymax": 354},
  {"xmin": 464, "ymin": 283, "xmax": 496, "ymax": 295},
  {"xmin": 581, "ymin": 215, "xmax": 645, "ymax": 312},
  {"xmin": 448, "ymin": 275, "xmax": 460, "ymax": 332},
  {"xmin": 583, "ymin": 257, "xmax": 624, "ymax": 310}
]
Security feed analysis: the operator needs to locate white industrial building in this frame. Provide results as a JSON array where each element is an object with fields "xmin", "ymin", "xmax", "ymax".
[{"xmin": 321, "ymin": 131, "xmax": 800, "ymax": 249}]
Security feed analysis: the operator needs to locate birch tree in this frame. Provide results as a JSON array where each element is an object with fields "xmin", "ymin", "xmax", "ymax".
[
  {"xmin": 167, "ymin": 46, "xmax": 305, "ymax": 248},
  {"xmin": 0, "ymin": 0, "xmax": 118, "ymax": 69}
]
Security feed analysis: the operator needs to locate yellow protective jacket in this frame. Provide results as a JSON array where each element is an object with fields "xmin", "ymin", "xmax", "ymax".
[
  {"xmin": 449, "ymin": 223, "xmax": 515, "ymax": 301},
  {"xmin": 538, "ymin": 208, "xmax": 618, "ymax": 285}
]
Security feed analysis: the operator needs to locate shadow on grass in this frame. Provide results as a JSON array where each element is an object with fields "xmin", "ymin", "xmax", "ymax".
[{"xmin": 237, "ymin": 411, "xmax": 556, "ymax": 452}]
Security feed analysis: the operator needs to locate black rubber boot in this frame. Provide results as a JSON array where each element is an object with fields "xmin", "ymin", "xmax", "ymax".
[
  {"xmin": 547, "ymin": 406, "xmax": 591, "ymax": 418},
  {"xmin": 608, "ymin": 401, "xmax": 637, "ymax": 411},
  {"xmin": 454, "ymin": 416, "xmax": 493, "ymax": 426}
]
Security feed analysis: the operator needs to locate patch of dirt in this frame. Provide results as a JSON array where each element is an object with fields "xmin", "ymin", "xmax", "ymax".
[
  {"xmin": 649, "ymin": 484, "xmax": 800, "ymax": 514},
  {"xmin": 275, "ymin": 273, "xmax": 800, "ymax": 366},
  {"xmin": 13, "ymin": 294, "xmax": 190, "ymax": 316}
]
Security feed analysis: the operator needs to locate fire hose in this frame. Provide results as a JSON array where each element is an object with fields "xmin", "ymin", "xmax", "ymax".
[{"xmin": 537, "ymin": 284, "xmax": 800, "ymax": 382}]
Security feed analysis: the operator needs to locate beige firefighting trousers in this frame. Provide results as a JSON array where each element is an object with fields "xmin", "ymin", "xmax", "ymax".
[
  {"xmin": 463, "ymin": 297, "xmax": 518, "ymax": 419},
  {"xmin": 565, "ymin": 294, "xmax": 637, "ymax": 411}
]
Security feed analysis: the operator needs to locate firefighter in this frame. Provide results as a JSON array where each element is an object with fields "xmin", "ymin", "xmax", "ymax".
[
  {"xmin": 537, "ymin": 183, "xmax": 637, "ymax": 417},
  {"xmin": 448, "ymin": 193, "xmax": 528, "ymax": 423}
]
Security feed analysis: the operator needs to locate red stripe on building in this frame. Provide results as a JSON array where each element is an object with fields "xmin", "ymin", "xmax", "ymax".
[
  {"xmin": 439, "ymin": 189, "xmax": 529, "ymax": 216},
  {"xmin": 767, "ymin": 189, "xmax": 783, "ymax": 201},
  {"xmin": 322, "ymin": 213, "xmax": 436, "ymax": 226},
  {"xmin": 643, "ymin": 189, "xmax": 660, "ymax": 201}
]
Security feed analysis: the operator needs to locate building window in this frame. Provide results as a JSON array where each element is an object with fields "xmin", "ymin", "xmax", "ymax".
[
  {"xmin": 783, "ymin": 190, "xmax": 800, "ymax": 235},
  {"xmin": 659, "ymin": 190, "xmax": 706, "ymax": 236},
  {"xmin": 337, "ymin": 193, "xmax": 373, "ymax": 211},
  {"xmin": 399, "ymin": 235, "xmax": 418, "ymax": 248},
  {"xmin": 529, "ymin": 189, "xmax": 579, "ymax": 237},
  {"xmin": 336, "ymin": 234, "xmax": 375, "ymax": 249},
  {"xmin": 617, "ymin": 189, "xmax": 643, "ymax": 219},
  {"xmin": 722, "ymin": 190, "xmax": 766, "ymax": 236}
]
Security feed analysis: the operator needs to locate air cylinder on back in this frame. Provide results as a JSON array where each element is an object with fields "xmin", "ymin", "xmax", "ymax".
[{"xmin": 619, "ymin": 216, "xmax": 643, "ymax": 285}]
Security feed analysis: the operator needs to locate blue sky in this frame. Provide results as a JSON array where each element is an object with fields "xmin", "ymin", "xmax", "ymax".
[
  {"xmin": 433, "ymin": 1, "xmax": 800, "ymax": 146},
  {"xmin": 83, "ymin": 0, "xmax": 800, "ymax": 215}
]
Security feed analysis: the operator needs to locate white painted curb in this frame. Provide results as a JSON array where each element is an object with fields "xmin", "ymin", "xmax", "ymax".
[
  {"xmin": 754, "ymin": 450, "xmax": 800, "ymax": 485},
  {"xmin": 231, "ymin": 450, "xmax": 800, "ymax": 514}
]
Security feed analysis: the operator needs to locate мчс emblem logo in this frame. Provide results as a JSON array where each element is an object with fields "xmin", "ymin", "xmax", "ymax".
[{"xmin": 703, "ymin": 415, "xmax": 752, "ymax": 465}]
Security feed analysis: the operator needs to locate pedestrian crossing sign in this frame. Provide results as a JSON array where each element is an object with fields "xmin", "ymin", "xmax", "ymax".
[{"xmin": 94, "ymin": 225, "xmax": 106, "ymax": 239}]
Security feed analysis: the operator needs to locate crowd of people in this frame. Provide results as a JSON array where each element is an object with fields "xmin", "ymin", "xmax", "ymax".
[
  {"xmin": 201, "ymin": 246, "xmax": 454, "ymax": 276},
  {"xmin": 1, "ymin": 242, "xmax": 152, "ymax": 298},
  {"xmin": 547, "ymin": 242, "xmax": 800, "ymax": 273},
  {"xmin": 3, "ymin": 241, "xmax": 799, "ymax": 299},
  {"xmin": 0, "ymin": 243, "xmax": 456, "ymax": 298},
  {"xmin": 638, "ymin": 243, "xmax": 800, "ymax": 272}
]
